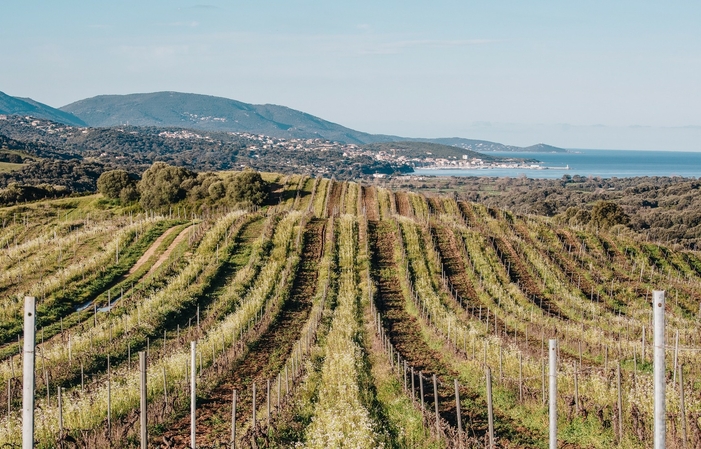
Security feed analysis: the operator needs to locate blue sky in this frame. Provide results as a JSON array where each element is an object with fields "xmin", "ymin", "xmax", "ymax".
[{"xmin": 1, "ymin": 1, "xmax": 700, "ymax": 150}]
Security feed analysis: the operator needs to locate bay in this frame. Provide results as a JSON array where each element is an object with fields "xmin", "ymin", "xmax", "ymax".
[{"xmin": 412, "ymin": 149, "xmax": 701, "ymax": 179}]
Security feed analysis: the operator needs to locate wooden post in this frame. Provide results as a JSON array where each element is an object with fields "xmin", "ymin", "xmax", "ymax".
[
  {"xmin": 163, "ymin": 366, "xmax": 168, "ymax": 410},
  {"xmin": 541, "ymin": 358, "xmax": 546, "ymax": 406},
  {"xmin": 549, "ymin": 339, "xmax": 557, "ymax": 449},
  {"xmin": 433, "ymin": 374, "xmax": 439, "ymax": 434},
  {"xmin": 140, "ymin": 352, "xmax": 147, "ymax": 449},
  {"xmin": 419, "ymin": 371, "xmax": 425, "ymax": 410},
  {"xmin": 107, "ymin": 354, "xmax": 112, "ymax": 434},
  {"xmin": 518, "ymin": 352, "xmax": 523, "ymax": 403},
  {"xmin": 653, "ymin": 291, "xmax": 665, "ymax": 449},
  {"xmin": 617, "ymin": 361, "xmax": 623, "ymax": 443},
  {"xmin": 454, "ymin": 378, "xmax": 463, "ymax": 445},
  {"xmin": 673, "ymin": 329, "xmax": 679, "ymax": 386},
  {"xmin": 403, "ymin": 360, "xmax": 408, "ymax": 393},
  {"xmin": 252, "ymin": 382, "xmax": 257, "ymax": 430},
  {"xmin": 277, "ymin": 373, "xmax": 282, "ymax": 408},
  {"xmin": 411, "ymin": 367, "xmax": 416, "ymax": 403},
  {"xmin": 679, "ymin": 365, "xmax": 687, "ymax": 449},
  {"xmin": 267, "ymin": 379, "xmax": 271, "ymax": 425},
  {"xmin": 231, "ymin": 390, "xmax": 237, "ymax": 449},
  {"xmin": 191, "ymin": 341, "xmax": 197, "ymax": 449},
  {"xmin": 574, "ymin": 367, "xmax": 579, "ymax": 413},
  {"xmin": 22, "ymin": 296, "xmax": 36, "ymax": 449},
  {"xmin": 486, "ymin": 367, "xmax": 495, "ymax": 449},
  {"xmin": 58, "ymin": 386, "xmax": 63, "ymax": 434}
]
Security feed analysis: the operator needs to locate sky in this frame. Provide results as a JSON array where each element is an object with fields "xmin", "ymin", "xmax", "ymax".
[{"xmin": 1, "ymin": 0, "xmax": 700, "ymax": 150}]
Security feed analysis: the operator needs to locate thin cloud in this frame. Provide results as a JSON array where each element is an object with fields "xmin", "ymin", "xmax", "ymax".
[
  {"xmin": 168, "ymin": 21, "xmax": 200, "ymax": 28},
  {"xmin": 359, "ymin": 39, "xmax": 502, "ymax": 55},
  {"xmin": 189, "ymin": 4, "xmax": 221, "ymax": 9}
]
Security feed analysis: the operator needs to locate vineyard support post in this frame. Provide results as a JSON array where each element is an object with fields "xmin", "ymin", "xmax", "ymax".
[
  {"xmin": 231, "ymin": 390, "xmax": 237, "ymax": 449},
  {"xmin": 411, "ymin": 367, "xmax": 415, "ymax": 402},
  {"xmin": 549, "ymin": 339, "xmax": 557, "ymax": 449},
  {"xmin": 454, "ymin": 378, "xmax": 462, "ymax": 444},
  {"xmin": 673, "ymin": 329, "xmax": 679, "ymax": 385},
  {"xmin": 163, "ymin": 366, "xmax": 168, "ymax": 410},
  {"xmin": 58, "ymin": 386, "xmax": 63, "ymax": 434},
  {"xmin": 252, "ymin": 382, "xmax": 257, "ymax": 430},
  {"xmin": 617, "ymin": 361, "xmax": 623, "ymax": 442},
  {"xmin": 419, "ymin": 371, "xmax": 425, "ymax": 410},
  {"xmin": 518, "ymin": 352, "xmax": 523, "ymax": 403},
  {"xmin": 433, "ymin": 374, "xmax": 439, "ymax": 435},
  {"xmin": 22, "ymin": 296, "xmax": 35, "ymax": 449},
  {"xmin": 107, "ymin": 355, "xmax": 111, "ymax": 435},
  {"xmin": 267, "ymin": 379, "xmax": 271, "ymax": 425},
  {"xmin": 653, "ymin": 290, "xmax": 665, "ymax": 449},
  {"xmin": 140, "ymin": 351, "xmax": 147, "ymax": 449},
  {"xmin": 191, "ymin": 341, "xmax": 196, "ymax": 449},
  {"xmin": 486, "ymin": 367, "xmax": 495, "ymax": 449},
  {"xmin": 680, "ymin": 365, "xmax": 687, "ymax": 448}
]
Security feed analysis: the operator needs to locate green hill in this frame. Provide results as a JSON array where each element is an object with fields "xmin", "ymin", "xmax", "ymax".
[
  {"xmin": 0, "ymin": 91, "xmax": 86, "ymax": 126},
  {"xmin": 60, "ymin": 91, "xmax": 399, "ymax": 144}
]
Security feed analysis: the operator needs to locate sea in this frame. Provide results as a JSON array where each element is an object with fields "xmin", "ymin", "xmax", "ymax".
[{"xmin": 412, "ymin": 149, "xmax": 701, "ymax": 179}]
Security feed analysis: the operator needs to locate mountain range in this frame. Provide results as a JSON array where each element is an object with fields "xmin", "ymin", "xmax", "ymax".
[{"xmin": 1, "ymin": 90, "xmax": 565, "ymax": 152}]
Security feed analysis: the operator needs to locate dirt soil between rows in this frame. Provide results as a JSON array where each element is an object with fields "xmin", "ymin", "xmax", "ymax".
[{"xmin": 161, "ymin": 218, "xmax": 326, "ymax": 448}]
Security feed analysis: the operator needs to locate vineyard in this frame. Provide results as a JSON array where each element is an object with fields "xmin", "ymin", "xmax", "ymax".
[{"xmin": 2, "ymin": 173, "xmax": 701, "ymax": 448}]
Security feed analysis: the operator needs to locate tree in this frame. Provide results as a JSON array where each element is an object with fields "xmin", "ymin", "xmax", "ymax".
[
  {"xmin": 226, "ymin": 169, "xmax": 269, "ymax": 206},
  {"xmin": 97, "ymin": 170, "xmax": 134, "ymax": 200},
  {"xmin": 590, "ymin": 201, "xmax": 629, "ymax": 229},
  {"xmin": 137, "ymin": 162, "xmax": 194, "ymax": 210}
]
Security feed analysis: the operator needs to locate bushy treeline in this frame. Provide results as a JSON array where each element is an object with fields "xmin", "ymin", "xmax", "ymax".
[
  {"xmin": 0, "ymin": 117, "xmax": 412, "ymax": 178},
  {"xmin": 0, "ymin": 159, "xmax": 104, "ymax": 203},
  {"xmin": 390, "ymin": 174, "xmax": 701, "ymax": 248},
  {"xmin": 97, "ymin": 162, "xmax": 270, "ymax": 210}
]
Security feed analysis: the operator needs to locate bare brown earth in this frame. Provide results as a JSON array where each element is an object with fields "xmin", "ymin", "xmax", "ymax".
[
  {"xmin": 325, "ymin": 180, "xmax": 343, "ymax": 217},
  {"xmin": 142, "ymin": 225, "xmax": 193, "ymax": 279},
  {"xmin": 161, "ymin": 218, "xmax": 326, "ymax": 448},
  {"xmin": 127, "ymin": 225, "xmax": 183, "ymax": 276}
]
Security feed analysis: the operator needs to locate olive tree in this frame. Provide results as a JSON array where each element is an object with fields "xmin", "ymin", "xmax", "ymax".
[
  {"xmin": 137, "ymin": 162, "xmax": 195, "ymax": 210},
  {"xmin": 590, "ymin": 200, "xmax": 629, "ymax": 229},
  {"xmin": 226, "ymin": 169, "xmax": 269, "ymax": 206},
  {"xmin": 97, "ymin": 170, "xmax": 134, "ymax": 200}
]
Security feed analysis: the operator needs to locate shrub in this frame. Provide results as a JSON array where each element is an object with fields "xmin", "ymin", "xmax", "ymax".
[
  {"xmin": 226, "ymin": 169, "xmax": 269, "ymax": 206},
  {"xmin": 97, "ymin": 169, "xmax": 135, "ymax": 200},
  {"xmin": 137, "ymin": 162, "xmax": 195, "ymax": 210}
]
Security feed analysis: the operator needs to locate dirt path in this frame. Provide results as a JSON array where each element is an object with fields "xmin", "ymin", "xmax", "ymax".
[
  {"xmin": 432, "ymin": 224, "xmax": 482, "ymax": 318},
  {"xmin": 325, "ymin": 180, "xmax": 343, "ymax": 217},
  {"xmin": 369, "ymin": 219, "xmax": 542, "ymax": 446},
  {"xmin": 162, "ymin": 218, "xmax": 327, "ymax": 448},
  {"xmin": 368, "ymin": 220, "xmax": 474, "ymax": 429},
  {"xmin": 142, "ymin": 225, "xmax": 192, "ymax": 279},
  {"xmin": 395, "ymin": 191, "xmax": 413, "ymax": 217},
  {"xmin": 126, "ymin": 224, "xmax": 182, "ymax": 276},
  {"xmin": 362, "ymin": 185, "xmax": 379, "ymax": 221}
]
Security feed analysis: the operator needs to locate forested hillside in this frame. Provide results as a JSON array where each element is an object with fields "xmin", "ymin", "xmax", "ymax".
[{"xmin": 0, "ymin": 176, "xmax": 699, "ymax": 448}]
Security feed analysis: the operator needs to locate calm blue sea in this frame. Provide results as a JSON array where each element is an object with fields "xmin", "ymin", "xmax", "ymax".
[{"xmin": 412, "ymin": 149, "xmax": 701, "ymax": 179}]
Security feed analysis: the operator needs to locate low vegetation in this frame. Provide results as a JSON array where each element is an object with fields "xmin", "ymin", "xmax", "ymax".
[{"xmin": 0, "ymin": 173, "xmax": 700, "ymax": 449}]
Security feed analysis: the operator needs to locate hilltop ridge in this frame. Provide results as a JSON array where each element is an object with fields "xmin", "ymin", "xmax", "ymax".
[{"xmin": 0, "ymin": 91, "xmax": 86, "ymax": 127}]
